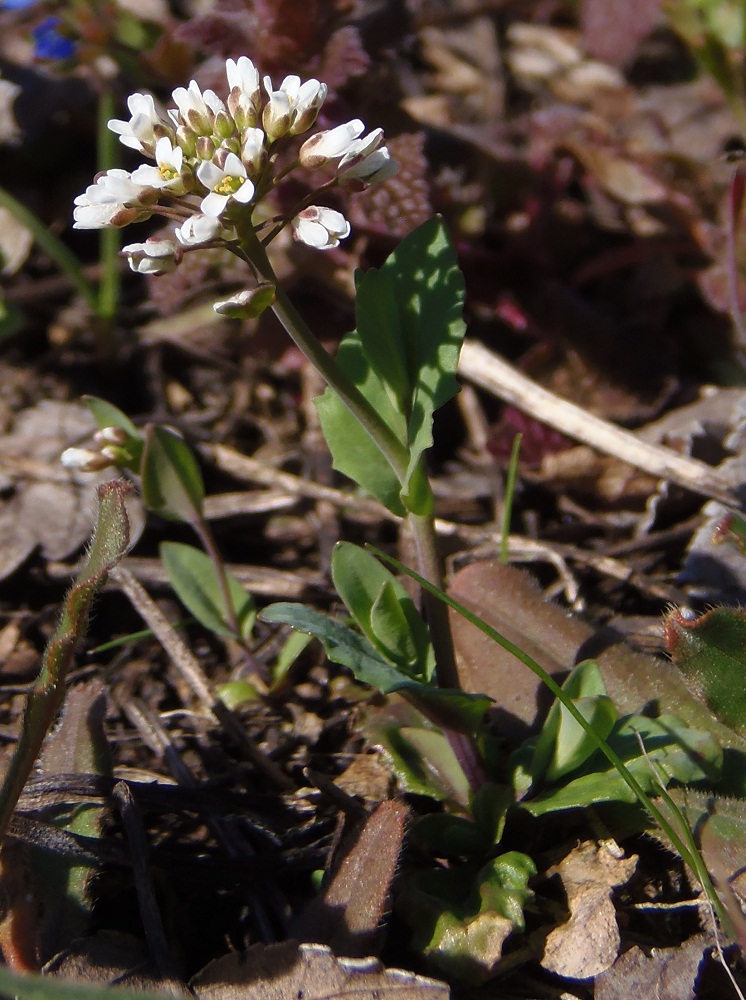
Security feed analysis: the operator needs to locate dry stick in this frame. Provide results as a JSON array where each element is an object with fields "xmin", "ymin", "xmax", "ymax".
[
  {"xmin": 458, "ymin": 339, "xmax": 739, "ymax": 509},
  {"xmin": 111, "ymin": 566, "xmax": 294, "ymax": 791},
  {"xmin": 205, "ymin": 444, "xmax": 682, "ymax": 601},
  {"xmin": 111, "ymin": 781, "xmax": 181, "ymax": 987},
  {"xmin": 118, "ymin": 699, "xmax": 281, "ymax": 943}
]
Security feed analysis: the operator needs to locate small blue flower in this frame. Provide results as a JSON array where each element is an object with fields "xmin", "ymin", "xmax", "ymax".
[
  {"xmin": 32, "ymin": 17, "xmax": 75, "ymax": 60},
  {"xmin": 0, "ymin": 0, "xmax": 40, "ymax": 9}
]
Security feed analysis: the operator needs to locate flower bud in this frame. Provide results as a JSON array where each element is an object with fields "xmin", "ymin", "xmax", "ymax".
[
  {"xmin": 196, "ymin": 135, "xmax": 216, "ymax": 160},
  {"xmin": 241, "ymin": 127, "xmax": 267, "ymax": 175},
  {"xmin": 262, "ymin": 79, "xmax": 291, "ymax": 141},
  {"xmin": 214, "ymin": 109, "xmax": 236, "ymax": 140},
  {"xmin": 93, "ymin": 426, "xmax": 129, "ymax": 447},
  {"xmin": 213, "ymin": 283, "xmax": 276, "ymax": 318},
  {"xmin": 299, "ymin": 120, "xmax": 364, "ymax": 168},
  {"xmin": 176, "ymin": 125, "xmax": 198, "ymax": 158},
  {"xmin": 60, "ymin": 447, "xmax": 115, "ymax": 472}
]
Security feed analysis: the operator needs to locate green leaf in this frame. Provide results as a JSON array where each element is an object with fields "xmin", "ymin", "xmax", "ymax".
[
  {"xmin": 331, "ymin": 542, "xmax": 434, "ymax": 678},
  {"xmin": 141, "ymin": 424, "xmax": 204, "ymax": 523},
  {"xmin": 271, "ymin": 628, "xmax": 313, "ymax": 690},
  {"xmin": 370, "ymin": 217, "xmax": 465, "ymax": 502},
  {"xmin": 398, "ymin": 853, "xmax": 536, "ymax": 985},
  {"xmin": 315, "ymin": 330, "xmax": 407, "ymax": 515},
  {"xmin": 471, "ymin": 782, "xmax": 514, "ymax": 846},
  {"xmin": 316, "ymin": 218, "xmax": 466, "ymax": 515},
  {"xmin": 359, "ymin": 694, "xmax": 469, "ymax": 805},
  {"xmin": 530, "ymin": 660, "xmax": 616, "ymax": 783},
  {"xmin": 161, "ymin": 541, "xmax": 256, "ymax": 641},
  {"xmin": 217, "ymin": 680, "xmax": 260, "ymax": 709},
  {"xmin": 82, "ymin": 395, "xmax": 140, "ymax": 440},
  {"xmin": 0, "ymin": 481, "xmax": 131, "ymax": 839},
  {"xmin": 522, "ymin": 713, "xmax": 723, "ymax": 816},
  {"xmin": 260, "ymin": 602, "xmax": 490, "ymax": 731},
  {"xmin": 664, "ymin": 606, "xmax": 746, "ymax": 735}
]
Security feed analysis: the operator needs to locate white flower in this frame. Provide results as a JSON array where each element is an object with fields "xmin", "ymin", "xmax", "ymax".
[
  {"xmin": 262, "ymin": 74, "xmax": 327, "ymax": 139},
  {"xmin": 196, "ymin": 152, "xmax": 255, "ymax": 217},
  {"xmin": 262, "ymin": 78, "xmax": 291, "ymax": 140},
  {"xmin": 241, "ymin": 126, "xmax": 267, "ymax": 174},
  {"xmin": 226, "ymin": 56, "xmax": 261, "ymax": 128},
  {"xmin": 121, "ymin": 238, "xmax": 178, "ymax": 275},
  {"xmin": 170, "ymin": 80, "xmax": 226, "ymax": 136},
  {"xmin": 131, "ymin": 137, "xmax": 188, "ymax": 194},
  {"xmin": 292, "ymin": 206, "xmax": 350, "ymax": 250},
  {"xmin": 299, "ymin": 119, "xmax": 365, "ymax": 168},
  {"xmin": 285, "ymin": 76, "xmax": 327, "ymax": 135},
  {"xmin": 175, "ymin": 214, "xmax": 233, "ymax": 245},
  {"xmin": 93, "ymin": 426, "xmax": 128, "ymax": 446},
  {"xmin": 108, "ymin": 93, "xmax": 171, "ymax": 155},
  {"xmin": 337, "ymin": 129, "xmax": 399, "ymax": 188},
  {"xmin": 73, "ymin": 169, "xmax": 154, "ymax": 229}
]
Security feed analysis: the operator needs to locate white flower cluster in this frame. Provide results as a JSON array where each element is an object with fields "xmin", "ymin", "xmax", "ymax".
[{"xmin": 73, "ymin": 58, "xmax": 398, "ymax": 275}]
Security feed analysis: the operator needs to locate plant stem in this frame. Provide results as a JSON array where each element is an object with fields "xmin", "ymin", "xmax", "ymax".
[
  {"xmin": 237, "ymin": 231, "xmax": 410, "ymax": 482},
  {"xmin": 96, "ymin": 87, "xmax": 120, "ymax": 323},
  {"xmin": 409, "ymin": 507, "xmax": 459, "ymax": 688},
  {"xmin": 0, "ymin": 186, "xmax": 97, "ymax": 309},
  {"xmin": 237, "ymin": 231, "xmax": 460, "ymax": 688},
  {"xmin": 193, "ymin": 513, "xmax": 240, "ymax": 637},
  {"xmin": 501, "ymin": 433, "xmax": 522, "ymax": 564}
]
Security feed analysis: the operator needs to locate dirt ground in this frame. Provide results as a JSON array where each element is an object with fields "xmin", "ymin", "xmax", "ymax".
[{"xmin": 1, "ymin": 1, "xmax": 746, "ymax": 998}]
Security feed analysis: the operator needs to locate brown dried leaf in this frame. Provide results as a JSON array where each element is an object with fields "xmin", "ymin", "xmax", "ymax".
[
  {"xmin": 449, "ymin": 562, "xmax": 746, "ymax": 756},
  {"xmin": 594, "ymin": 933, "xmax": 709, "ymax": 1000},
  {"xmin": 0, "ymin": 402, "xmax": 144, "ymax": 580},
  {"xmin": 191, "ymin": 941, "xmax": 449, "ymax": 1000},
  {"xmin": 541, "ymin": 842, "xmax": 637, "ymax": 980},
  {"xmin": 44, "ymin": 931, "xmax": 167, "ymax": 992},
  {"xmin": 565, "ymin": 141, "xmax": 668, "ymax": 205}
]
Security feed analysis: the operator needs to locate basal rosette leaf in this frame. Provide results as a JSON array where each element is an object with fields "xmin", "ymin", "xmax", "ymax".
[{"xmin": 521, "ymin": 712, "xmax": 723, "ymax": 816}]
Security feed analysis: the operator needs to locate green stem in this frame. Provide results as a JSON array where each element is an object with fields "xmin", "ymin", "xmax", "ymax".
[
  {"xmin": 96, "ymin": 87, "xmax": 120, "ymax": 322},
  {"xmin": 237, "ymin": 230, "xmax": 410, "ymax": 481},
  {"xmin": 0, "ymin": 186, "xmax": 97, "ymax": 309},
  {"xmin": 236, "ymin": 230, "xmax": 460, "ymax": 688},
  {"xmin": 409, "ymin": 507, "xmax": 460, "ymax": 688},
  {"xmin": 500, "ymin": 433, "xmax": 522, "ymax": 564},
  {"xmin": 193, "ymin": 513, "xmax": 240, "ymax": 637}
]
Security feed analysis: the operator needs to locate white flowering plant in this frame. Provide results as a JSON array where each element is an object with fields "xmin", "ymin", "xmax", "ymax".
[
  {"xmin": 74, "ymin": 58, "xmax": 397, "ymax": 260},
  {"xmin": 69, "ymin": 55, "xmax": 471, "ymax": 692}
]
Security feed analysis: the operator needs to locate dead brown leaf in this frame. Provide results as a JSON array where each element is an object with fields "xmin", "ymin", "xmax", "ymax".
[
  {"xmin": 594, "ymin": 933, "xmax": 710, "ymax": 1000},
  {"xmin": 190, "ymin": 941, "xmax": 449, "ymax": 1000},
  {"xmin": 540, "ymin": 841, "xmax": 637, "ymax": 980},
  {"xmin": 44, "ymin": 931, "xmax": 170, "ymax": 993},
  {"xmin": 0, "ymin": 401, "xmax": 143, "ymax": 579}
]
